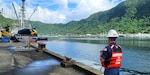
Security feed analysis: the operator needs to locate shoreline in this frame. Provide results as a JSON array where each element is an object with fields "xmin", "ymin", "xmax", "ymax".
[
  {"xmin": 99, "ymin": 33, "xmax": 150, "ymax": 39},
  {"xmin": 40, "ymin": 34, "xmax": 150, "ymax": 39},
  {"xmin": 122, "ymin": 34, "xmax": 150, "ymax": 38}
]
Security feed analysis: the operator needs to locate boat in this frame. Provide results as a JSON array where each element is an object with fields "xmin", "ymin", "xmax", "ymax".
[{"xmin": 10, "ymin": 0, "xmax": 38, "ymax": 42}]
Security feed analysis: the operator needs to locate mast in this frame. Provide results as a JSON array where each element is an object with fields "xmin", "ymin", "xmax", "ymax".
[{"xmin": 21, "ymin": 0, "xmax": 25, "ymax": 28}]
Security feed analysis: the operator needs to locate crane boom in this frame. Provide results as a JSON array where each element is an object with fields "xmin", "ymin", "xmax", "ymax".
[
  {"xmin": 28, "ymin": 4, "xmax": 38, "ymax": 20},
  {"xmin": 12, "ymin": 3, "xmax": 19, "ymax": 20}
]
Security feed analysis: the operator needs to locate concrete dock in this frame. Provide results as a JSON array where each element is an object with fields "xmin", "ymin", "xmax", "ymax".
[
  {"xmin": 0, "ymin": 42, "xmax": 103, "ymax": 75},
  {"xmin": 0, "ymin": 49, "xmax": 13, "ymax": 72}
]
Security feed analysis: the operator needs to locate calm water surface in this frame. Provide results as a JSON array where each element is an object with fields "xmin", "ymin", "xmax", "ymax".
[{"xmin": 46, "ymin": 38, "xmax": 150, "ymax": 74}]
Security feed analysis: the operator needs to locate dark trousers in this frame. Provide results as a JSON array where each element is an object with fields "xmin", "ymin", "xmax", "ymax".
[{"xmin": 104, "ymin": 68, "xmax": 119, "ymax": 75}]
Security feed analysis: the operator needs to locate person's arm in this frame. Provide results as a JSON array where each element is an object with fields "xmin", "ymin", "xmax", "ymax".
[
  {"xmin": 100, "ymin": 48, "xmax": 108, "ymax": 67},
  {"xmin": 100, "ymin": 51, "xmax": 105, "ymax": 62}
]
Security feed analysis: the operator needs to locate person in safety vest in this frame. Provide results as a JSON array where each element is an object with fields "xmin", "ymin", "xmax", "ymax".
[{"xmin": 100, "ymin": 29, "xmax": 122, "ymax": 75}]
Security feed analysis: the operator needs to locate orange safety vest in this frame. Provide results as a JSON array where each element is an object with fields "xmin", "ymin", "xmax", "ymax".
[{"xmin": 102, "ymin": 44, "xmax": 122, "ymax": 69}]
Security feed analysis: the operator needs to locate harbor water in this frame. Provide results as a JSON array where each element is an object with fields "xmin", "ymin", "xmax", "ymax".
[{"xmin": 46, "ymin": 37, "xmax": 150, "ymax": 75}]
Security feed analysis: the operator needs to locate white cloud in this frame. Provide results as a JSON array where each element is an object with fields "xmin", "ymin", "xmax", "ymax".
[
  {"xmin": 31, "ymin": 7, "xmax": 66, "ymax": 23},
  {"xmin": 0, "ymin": 0, "xmax": 124, "ymax": 24}
]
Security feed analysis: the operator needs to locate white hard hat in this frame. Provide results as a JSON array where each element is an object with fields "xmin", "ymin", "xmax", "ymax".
[{"xmin": 107, "ymin": 29, "xmax": 119, "ymax": 37}]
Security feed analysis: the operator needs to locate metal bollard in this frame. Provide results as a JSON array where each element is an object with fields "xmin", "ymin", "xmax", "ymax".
[
  {"xmin": 38, "ymin": 43, "xmax": 46, "ymax": 50},
  {"xmin": 60, "ymin": 56, "xmax": 74, "ymax": 67}
]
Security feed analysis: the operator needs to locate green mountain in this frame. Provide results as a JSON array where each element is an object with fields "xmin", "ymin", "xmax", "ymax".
[
  {"xmin": 1, "ymin": 0, "xmax": 150, "ymax": 35},
  {"xmin": 61, "ymin": 0, "xmax": 150, "ymax": 34},
  {"xmin": 35, "ymin": 0, "xmax": 150, "ymax": 35},
  {"xmin": 0, "ymin": 15, "xmax": 13, "ymax": 27}
]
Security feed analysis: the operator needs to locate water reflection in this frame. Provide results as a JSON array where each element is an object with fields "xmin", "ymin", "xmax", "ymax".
[
  {"xmin": 46, "ymin": 41, "xmax": 105, "ymax": 63},
  {"xmin": 28, "ymin": 59, "xmax": 59, "ymax": 67},
  {"xmin": 14, "ymin": 59, "xmax": 59, "ymax": 75},
  {"xmin": 46, "ymin": 38, "xmax": 150, "ymax": 74}
]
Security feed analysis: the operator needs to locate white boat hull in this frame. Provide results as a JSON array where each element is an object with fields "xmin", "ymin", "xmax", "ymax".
[{"xmin": 11, "ymin": 34, "xmax": 38, "ymax": 42}]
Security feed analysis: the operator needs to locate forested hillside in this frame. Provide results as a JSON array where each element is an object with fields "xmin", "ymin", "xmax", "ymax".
[
  {"xmin": 32, "ymin": 0, "xmax": 150, "ymax": 35},
  {"xmin": 61, "ymin": 0, "xmax": 150, "ymax": 34},
  {"xmin": 0, "ymin": 15, "xmax": 13, "ymax": 27},
  {"xmin": 0, "ymin": 0, "xmax": 150, "ymax": 35}
]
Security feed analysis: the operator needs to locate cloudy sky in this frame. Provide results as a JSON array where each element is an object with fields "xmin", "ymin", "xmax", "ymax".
[{"xmin": 0, "ymin": 0, "xmax": 125, "ymax": 24}]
